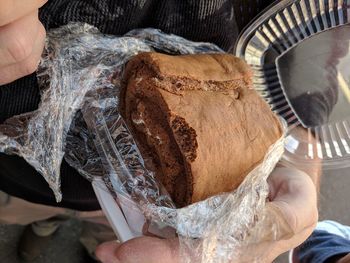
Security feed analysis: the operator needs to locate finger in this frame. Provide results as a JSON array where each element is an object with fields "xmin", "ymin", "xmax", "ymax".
[
  {"xmin": 240, "ymin": 168, "xmax": 319, "ymax": 263},
  {"xmin": 271, "ymin": 224, "xmax": 316, "ymax": 258},
  {"xmin": 256, "ymin": 168, "xmax": 318, "ymax": 261},
  {"xmin": 278, "ymin": 127, "xmax": 322, "ymax": 191},
  {"xmin": 338, "ymin": 253, "xmax": 350, "ymax": 263},
  {"xmin": 268, "ymin": 167, "xmax": 318, "ymax": 233},
  {"xmin": 261, "ymin": 222, "xmax": 316, "ymax": 263},
  {"xmin": 0, "ymin": 0, "xmax": 47, "ymax": 26},
  {"xmin": 243, "ymin": 224, "xmax": 316, "ymax": 263},
  {"xmin": 97, "ymin": 237, "xmax": 180, "ymax": 263},
  {"xmin": 0, "ymin": 11, "xmax": 42, "ymax": 67},
  {"xmin": 0, "ymin": 22, "xmax": 45, "ymax": 85},
  {"xmin": 95, "ymin": 241, "xmax": 121, "ymax": 263},
  {"xmin": 114, "ymin": 237, "xmax": 179, "ymax": 263}
]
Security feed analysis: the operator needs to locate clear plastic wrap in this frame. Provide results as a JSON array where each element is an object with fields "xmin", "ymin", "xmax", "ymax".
[
  {"xmin": 0, "ymin": 23, "xmax": 221, "ymax": 201},
  {"xmin": 0, "ymin": 23, "xmax": 286, "ymax": 262}
]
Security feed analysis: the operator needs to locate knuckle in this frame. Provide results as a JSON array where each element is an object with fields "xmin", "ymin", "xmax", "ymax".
[
  {"xmin": 21, "ymin": 57, "xmax": 39, "ymax": 76},
  {"xmin": 7, "ymin": 36, "xmax": 33, "ymax": 63}
]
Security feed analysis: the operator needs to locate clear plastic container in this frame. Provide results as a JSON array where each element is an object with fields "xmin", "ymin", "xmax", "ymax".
[{"xmin": 235, "ymin": 0, "xmax": 350, "ymax": 170}]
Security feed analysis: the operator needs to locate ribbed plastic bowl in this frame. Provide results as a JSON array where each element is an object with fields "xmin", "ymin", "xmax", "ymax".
[{"xmin": 236, "ymin": 0, "xmax": 350, "ymax": 170}]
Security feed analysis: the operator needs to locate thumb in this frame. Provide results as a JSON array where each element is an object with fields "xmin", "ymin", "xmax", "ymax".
[
  {"xmin": 259, "ymin": 168, "xmax": 317, "ymax": 242},
  {"xmin": 96, "ymin": 237, "xmax": 180, "ymax": 263},
  {"xmin": 95, "ymin": 241, "xmax": 121, "ymax": 263},
  {"xmin": 268, "ymin": 167, "xmax": 318, "ymax": 234}
]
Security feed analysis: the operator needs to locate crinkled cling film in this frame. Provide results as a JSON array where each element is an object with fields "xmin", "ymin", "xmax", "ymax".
[{"xmin": 0, "ymin": 23, "xmax": 286, "ymax": 262}]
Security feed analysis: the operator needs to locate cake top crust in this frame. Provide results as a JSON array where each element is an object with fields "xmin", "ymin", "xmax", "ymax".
[{"xmin": 124, "ymin": 52, "xmax": 253, "ymax": 94}]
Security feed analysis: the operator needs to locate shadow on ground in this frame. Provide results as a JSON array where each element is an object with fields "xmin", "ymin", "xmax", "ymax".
[{"xmin": 0, "ymin": 219, "xmax": 96, "ymax": 263}]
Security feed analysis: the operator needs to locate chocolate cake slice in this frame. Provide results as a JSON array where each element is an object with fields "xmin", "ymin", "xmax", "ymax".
[{"xmin": 121, "ymin": 53, "xmax": 282, "ymax": 207}]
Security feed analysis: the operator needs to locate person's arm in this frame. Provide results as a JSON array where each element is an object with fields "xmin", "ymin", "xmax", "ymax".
[{"xmin": 0, "ymin": 0, "xmax": 47, "ymax": 85}]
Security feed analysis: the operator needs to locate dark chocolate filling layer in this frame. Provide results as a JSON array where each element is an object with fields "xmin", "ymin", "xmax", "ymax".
[
  {"xmin": 121, "ymin": 53, "xmax": 253, "ymax": 207},
  {"xmin": 128, "ymin": 95, "xmax": 190, "ymax": 207}
]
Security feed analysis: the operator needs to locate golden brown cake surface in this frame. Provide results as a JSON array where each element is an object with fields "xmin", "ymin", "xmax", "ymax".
[{"xmin": 121, "ymin": 52, "xmax": 282, "ymax": 207}]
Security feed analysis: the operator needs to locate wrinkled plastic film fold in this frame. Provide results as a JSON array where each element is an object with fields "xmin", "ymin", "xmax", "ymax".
[{"xmin": 0, "ymin": 23, "xmax": 222, "ymax": 201}]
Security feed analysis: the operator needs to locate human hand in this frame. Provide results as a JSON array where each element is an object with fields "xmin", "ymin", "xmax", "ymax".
[
  {"xmin": 96, "ymin": 167, "xmax": 318, "ymax": 263},
  {"xmin": 239, "ymin": 166, "xmax": 318, "ymax": 263},
  {"xmin": 0, "ymin": 0, "xmax": 47, "ymax": 85}
]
